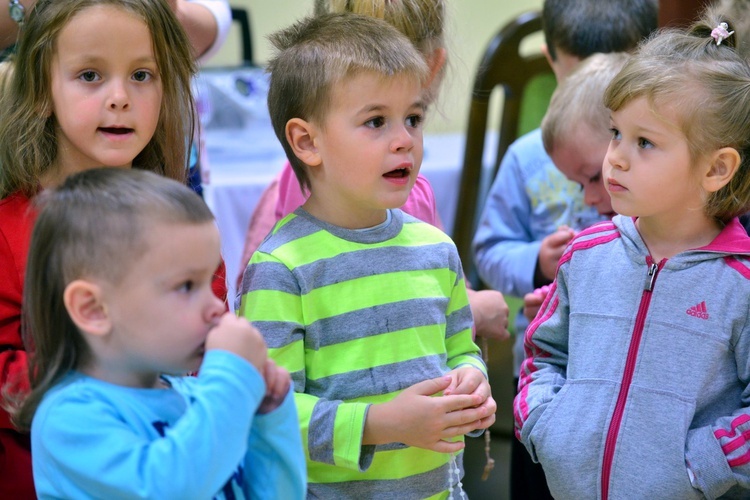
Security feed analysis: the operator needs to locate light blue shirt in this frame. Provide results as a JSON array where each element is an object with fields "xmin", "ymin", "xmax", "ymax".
[{"xmin": 32, "ymin": 350, "xmax": 306, "ymax": 499}]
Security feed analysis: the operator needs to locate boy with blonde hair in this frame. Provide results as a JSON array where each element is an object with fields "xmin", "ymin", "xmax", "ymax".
[{"xmin": 237, "ymin": 13, "xmax": 495, "ymax": 498}]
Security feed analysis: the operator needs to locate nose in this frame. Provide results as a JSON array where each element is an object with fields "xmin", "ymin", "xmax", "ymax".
[
  {"xmin": 204, "ymin": 290, "xmax": 225, "ymax": 323},
  {"xmin": 390, "ymin": 124, "xmax": 415, "ymax": 153},
  {"xmin": 605, "ymin": 142, "xmax": 626, "ymax": 171},
  {"xmin": 107, "ymin": 80, "xmax": 130, "ymax": 110}
]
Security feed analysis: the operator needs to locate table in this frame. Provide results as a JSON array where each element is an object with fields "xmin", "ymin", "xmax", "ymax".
[{"xmin": 197, "ymin": 66, "xmax": 497, "ymax": 305}]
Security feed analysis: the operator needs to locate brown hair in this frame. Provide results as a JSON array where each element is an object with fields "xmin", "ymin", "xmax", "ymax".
[
  {"xmin": 604, "ymin": 12, "xmax": 750, "ymax": 221},
  {"xmin": 0, "ymin": 0, "xmax": 196, "ymax": 199},
  {"xmin": 11, "ymin": 168, "xmax": 214, "ymax": 431}
]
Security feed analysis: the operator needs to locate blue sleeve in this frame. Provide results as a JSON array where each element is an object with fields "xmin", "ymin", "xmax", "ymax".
[
  {"xmin": 32, "ymin": 350, "xmax": 264, "ymax": 499},
  {"xmin": 243, "ymin": 388, "xmax": 306, "ymax": 499},
  {"xmin": 473, "ymin": 140, "xmax": 542, "ymax": 297}
]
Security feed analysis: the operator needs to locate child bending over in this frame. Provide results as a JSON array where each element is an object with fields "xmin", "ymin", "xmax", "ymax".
[
  {"xmin": 237, "ymin": 13, "xmax": 495, "ymax": 498},
  {"xmin": 13, "ymin": 168, "xmax": 305, "ymax": 499}
]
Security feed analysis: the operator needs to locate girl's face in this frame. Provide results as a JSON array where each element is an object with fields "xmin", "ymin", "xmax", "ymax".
[
  {"xmin": 48, "ymin": 5, "xmax": 162, "ymax": 182},
  {"xmin": 603, "ymin": 96, "xmax": 708, "ymax": 225}
]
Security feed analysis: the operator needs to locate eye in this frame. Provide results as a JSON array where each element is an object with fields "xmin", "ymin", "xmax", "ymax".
[
  {"xmin": 79, "ymin": 71, "xmax": 99, "ymax": 82},
  {"xmin": 178, "ymin": 280, "xmax": 194, "ymax": 293},
  {"xmin": 365, "ymin": 116, "xmax": 385, "ymax": 129},
  {"xmin": 132, "ymin": 70, "xmax": 152, "ymax": 82},
  {"xmin": 637, "ymin": 137, "xmax": 654, "ymax": 149},
  {"xmin": 405, "ymin": 113, "xmax": 423, "ymax": 128},
  {"xmin": 609, "ymin": 127, "xmax": 621, "ymax": 141},
  {"xmin": 589, "ymin": 172, "xmax": 602, "ymax": 184}
]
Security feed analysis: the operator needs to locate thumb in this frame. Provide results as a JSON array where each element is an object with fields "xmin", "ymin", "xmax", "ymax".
[
  {"xmin": 549, "ymin": 229, "xmax": 574, "ymax": 247},
  {"xmin": 406, "ymin": 375, "xmax": 452, "ymax": 397}
]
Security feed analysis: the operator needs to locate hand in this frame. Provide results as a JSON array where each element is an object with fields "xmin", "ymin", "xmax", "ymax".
[
  {"xmin": 257, "ymin": 359, "xmax": 291, "ymax": 415},
  {"xmin": 523, "ymin": 285, "xmax": 551, "ymax": 322},
  {"xmin": 443, "ymin": 367, "xmax": 496, "ymax": 432},
  {"xmin": 205, "ymin": 313, "xmax": 268, "ymax": 372},
  {"xmin": 538, "ymin": 226, "xmax": 575, "ymax": 281},
  {"xmin": 363, "ymin": 376, "xmax": 493, "ymax": 453},
  {"xmin": 467, "ymin": 288, "xmax": 510, "ymax": 341}
]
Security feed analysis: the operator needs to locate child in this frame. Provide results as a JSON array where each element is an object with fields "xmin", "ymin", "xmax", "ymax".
[
  {"xmin": 0, "ymin": 0, "xmax": 225, "ymax": 496},
  {"xmin": 237, "ymin": 13, "xmax": 495, "ymax": 498},
  {"xmin": 238, "ymin": 0, "xmax": 510, "ymax": 343},
  {"xmin": 522, "ymin": 52, "xmax": 629, "ymax": 321},
  {"xmin": 471, "ymin": 1, "xmax": 657, "ymax": 497},
  {"xmin": 515, "ymin": 15, "xmax": 750, "ymax": 499},
  {"xmin": 13, "ymin": 167, "xmax": 305, "ymax": 499}
]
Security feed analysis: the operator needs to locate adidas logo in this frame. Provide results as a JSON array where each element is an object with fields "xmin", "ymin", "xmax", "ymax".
[{"xmin": 686, "ymin": 301, "xmax": 709, "ymax": 320}]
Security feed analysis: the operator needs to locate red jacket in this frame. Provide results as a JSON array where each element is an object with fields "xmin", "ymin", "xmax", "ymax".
[{"xmin": 0, "ymin": 192, "xmax": 228, "ymax": 498}]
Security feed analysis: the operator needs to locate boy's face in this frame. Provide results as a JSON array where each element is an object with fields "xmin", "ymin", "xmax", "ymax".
[
  {"xmin": 304, "ymin": 72, "xmax": 425, "ymax": 228},
  {"xmin": 551, "ymin": 123, "xmax": 616, "ymax": 218},
  {"xmin": 96, "ymin": 221, "xmax": 225, "ymax": 387},
  {"xmin": 49, "ymin": 5, "xmax": 162, "ymax": 177}
]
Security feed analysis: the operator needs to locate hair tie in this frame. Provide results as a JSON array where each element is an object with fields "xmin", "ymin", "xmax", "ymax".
[{"xmin": 711, "ymin": 22, "xmax": 734, "ymax": 46}]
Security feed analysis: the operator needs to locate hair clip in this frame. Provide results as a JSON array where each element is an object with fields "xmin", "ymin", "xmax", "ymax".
[{"xmin": 711, "ymin": 22, "xmax": 734, "ymax": 46}]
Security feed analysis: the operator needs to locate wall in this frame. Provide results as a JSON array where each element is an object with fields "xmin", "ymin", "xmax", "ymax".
[{"xmin": 206, "ymin": 0, "xmax": 544, "ymax": 134}]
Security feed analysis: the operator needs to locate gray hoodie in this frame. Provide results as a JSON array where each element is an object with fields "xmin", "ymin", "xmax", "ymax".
[{"xmin": 514, "ymin": 215, "xmax": 750, "ymax": 499}]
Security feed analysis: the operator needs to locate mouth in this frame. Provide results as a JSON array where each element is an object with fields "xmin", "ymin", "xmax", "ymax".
[
  {"xmin": 607, "ymin": 178, "xmax": 625, "ymax": 191},
  {"xmin": 383, "ymin": 167, "xmax": 411, "ymax": 179},
  {"xmin": 99, "ymin": 126, "xmax": 134, "ymax": 135}
]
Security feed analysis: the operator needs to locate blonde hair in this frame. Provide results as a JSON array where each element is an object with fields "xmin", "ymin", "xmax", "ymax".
[
  {"xmin": 604, "ymin": 11, "xmax": 750, "ymax": 222},
  {"xmin": 715, "ymin": 0, "xmax": 750, "ymax": 60},
  {"xmin": 542, "ymin": 52, "xmax": 630, "ymax": 154},
  {"xmin": 267, "ymin": 13, "xmax": 428, "ymax": 193},
  {"xmin": 0, "ymin": 0, "xmax": 196, "ymax": 199},
  {"xmin": 314, "ymin": 0, "xmax": 446, "ymax": 103}
]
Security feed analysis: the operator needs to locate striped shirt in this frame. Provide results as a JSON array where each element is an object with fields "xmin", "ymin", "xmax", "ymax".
[{"xmin": 237, "ymin": 208, "xmax": 485, "ymax": 498}]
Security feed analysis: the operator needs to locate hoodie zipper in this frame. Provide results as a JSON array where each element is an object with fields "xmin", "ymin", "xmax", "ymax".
[{"xmin": 601, "ymin": 257, "xmax": 663, "ymax": 500}]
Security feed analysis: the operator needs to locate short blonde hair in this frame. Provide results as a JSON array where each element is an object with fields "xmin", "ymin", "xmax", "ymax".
[
  {"xmin": 267, "ymin": 13, "xmax": 428, "ymax": 193},
  {"xmin": 542, "ymin": 52, "xmax": 630, "ymax": 154},
  {"xmin": 604, "ymin": 11, "xmax": 750, "ymax": 222}
]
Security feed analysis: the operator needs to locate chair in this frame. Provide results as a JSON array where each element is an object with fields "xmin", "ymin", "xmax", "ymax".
[
  {"xmin": 452, "ymin": 10, "xmax": 554, "ymax": 287},
  {"xmin": 230, "ymin": 7, "xmax": 254, "ymax": 66}
]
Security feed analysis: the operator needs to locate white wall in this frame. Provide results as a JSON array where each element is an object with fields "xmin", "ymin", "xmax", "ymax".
[{"xmin": 206, "ymin": 0, "xmax": 544, "ymax": 133}]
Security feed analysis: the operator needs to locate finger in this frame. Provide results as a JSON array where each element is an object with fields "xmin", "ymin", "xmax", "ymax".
[
  {"xmin": 427, "ymin": 439, "xmax": 466, "ymax": 454},
  {"xmin": 439, "ymin": 394, "xmax": 483, "ymax": 413},
  {"xmin": 443, "ymin": 375, "xmax": 458, "ymax": 396},
  {"xmin": 441, "ymin": 420, "xmax": 486, "ymax": 438},
  {"xmin": 407, "ymin": 375, "xmax": 452, "ymax": 396}
]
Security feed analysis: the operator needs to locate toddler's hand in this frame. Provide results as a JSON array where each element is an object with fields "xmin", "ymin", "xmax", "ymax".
[
  {"xmin": 538, "ymin": 226, "xmax": 576, "ymax": 281},
  {"xmin": 365, "ymin": 376, "xmax": 492, "ymax": 453},
  {"xmin": 523, "ymin": 285, "xmax": 551, "ymax": 322},
  {"xmin": 205, "ymin": 313, "xmax": 267, "ymax": 372},
  {"xmin": 443, "ymin": 367, "xmax": 496, "ymax": 432},
  {"xmin": 468, "ymin": 289, "xmax": 510, "ymax": 341},
  {"xmin": 257, "ymin": 359, "xmax": 291, "ymax": 415}
]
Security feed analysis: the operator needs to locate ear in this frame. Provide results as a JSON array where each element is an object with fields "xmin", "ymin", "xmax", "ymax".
[
  {"xmin": 703, "ymin": 147, "xmax": 741, "ymax": 193},
  {"xmin": 541, "ymin": 44, "xmax": 553, "ymax": 67},
  {"xmin": 286, "ymin": 118, "xmax": 322, "ymax": 167},
  {"xmin": 63, "ymin": 280, "xmax": 111, "ymax": 337},
  {"xmin": 425, "ymin": 47, "xmax": 447, "ymax": 90}
]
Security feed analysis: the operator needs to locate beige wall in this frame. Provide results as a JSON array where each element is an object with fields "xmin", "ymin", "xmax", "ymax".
[{"xmin": 207, "ymin": 0, "xmax": 544, "ymax": 133}]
